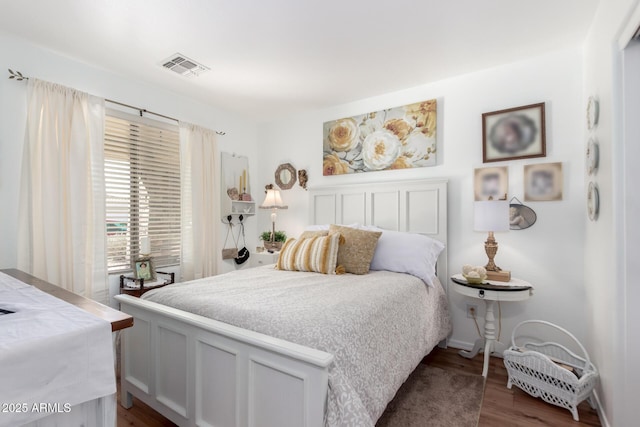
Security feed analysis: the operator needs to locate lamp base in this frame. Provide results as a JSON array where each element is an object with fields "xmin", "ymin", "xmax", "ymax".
[{"xmin": 486, "ymin": 270, "xmax": 511, "ymax": 282}]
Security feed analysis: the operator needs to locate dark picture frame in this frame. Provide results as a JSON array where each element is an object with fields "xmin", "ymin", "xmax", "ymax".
[
  {"xmin": 134, "ymin": 257, "xmax": 155, "ymax": 281},
  {"xmin": 482, "ymin": 103, "xmax": 546, "ymax": 163}
]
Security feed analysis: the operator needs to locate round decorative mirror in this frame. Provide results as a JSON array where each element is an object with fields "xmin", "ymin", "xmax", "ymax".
[{"xmin": 275, "ymin": 163, "xmax": 297, "ymax": 190}]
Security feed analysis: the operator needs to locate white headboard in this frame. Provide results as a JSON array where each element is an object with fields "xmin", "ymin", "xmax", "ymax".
[{"xmin": 309, "ymin": 179, "xmax": 448, "ymax": 287}]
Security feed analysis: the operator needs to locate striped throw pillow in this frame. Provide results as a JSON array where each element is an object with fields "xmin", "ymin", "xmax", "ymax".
[{"xmin": 276, "ymin": 233, "xmax": 342, "ymax": 274}]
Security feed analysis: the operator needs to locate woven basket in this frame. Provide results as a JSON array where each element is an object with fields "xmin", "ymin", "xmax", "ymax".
[{"xmin": 503, "ymin": 320, "xmax": 598, "ymax": 421}]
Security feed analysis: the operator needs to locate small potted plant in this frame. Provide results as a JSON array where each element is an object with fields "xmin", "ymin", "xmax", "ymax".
[{"xmin": 260, "ymin": 230, "xmax": 287, "ymax": 251}]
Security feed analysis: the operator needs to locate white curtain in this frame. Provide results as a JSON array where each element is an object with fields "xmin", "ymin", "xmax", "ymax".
[
  {"xmin": 179, "ymin": 122, "xmax": 219, "ymax": 280},
  {"xmin": 17, "ymin": 79, "xmax": 108, "ymax": 303}
]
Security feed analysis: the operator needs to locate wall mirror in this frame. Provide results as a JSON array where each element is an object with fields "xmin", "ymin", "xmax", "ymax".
[
  {"xmin": 221, "ymin": 152, "xmax": 254, "ymax": 218},
  {"xmin": 275, "ymin": 163, "xmax": 296, "ymax": 190}
]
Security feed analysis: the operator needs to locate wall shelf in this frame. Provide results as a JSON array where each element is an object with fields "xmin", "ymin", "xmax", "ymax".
[{"xmin": 229, "ymin": 200, "xmax": 255, "ymax": 216}]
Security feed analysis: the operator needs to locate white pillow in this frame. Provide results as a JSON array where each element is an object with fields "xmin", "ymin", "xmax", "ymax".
[{"xmin": 361, "ymin": 226, "xmax": 444, "ymax": 287}]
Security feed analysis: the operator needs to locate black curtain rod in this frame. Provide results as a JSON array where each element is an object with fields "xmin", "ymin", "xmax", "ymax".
[{"xmin": 8, "ymin": 69, "xmax": 226, "ymax": 136}]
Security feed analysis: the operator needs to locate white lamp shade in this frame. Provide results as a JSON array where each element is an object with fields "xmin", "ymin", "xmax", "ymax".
[
  {"xmin": 474, "ymin": 200, "xmax": 509, "ymax": 232},
  {"xmin": 259, "ymin": 189, "xmax": 288, "ymax": 210},
  {"xmin": 140, "ymin": 235, "xmax": 150, "ymax": 254}
]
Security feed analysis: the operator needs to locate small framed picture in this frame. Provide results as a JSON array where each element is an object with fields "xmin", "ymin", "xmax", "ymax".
[
  {"xmin": 134, "ymin": 257, "xmax": 155, "ymax": 281},
  {"xmin": 482, "ymin": 103, "xmax": 546, "ymax": 163},
  {"xmin": 474, "ymin": 166, "xmax": 508, "ymax": 201},
  {"xmin": 509, "ymin": 202, "xmax": 537, "ymax": 230},
  {"xmin": 524, "ymin": 162, "xmax": 563, "ymax": 201}
]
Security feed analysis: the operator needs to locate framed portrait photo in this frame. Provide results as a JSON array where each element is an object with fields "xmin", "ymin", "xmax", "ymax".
[
  {"xmin": 474, "ymin": 166, "xmax": 508, "ymax": 201},
  {"xmin": 482, "ymin": 103, "xmax": 546, "ymax": 163},
  {"xmin": 524, "ymin": 162, "xmax": 563, "ymax": 201},
  {"xmin": 134, "ymin": 257, "xmax": 155, "ymax": 281}
]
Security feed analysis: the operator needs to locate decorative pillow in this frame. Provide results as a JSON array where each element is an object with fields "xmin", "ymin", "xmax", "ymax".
[
  {"xmin": 276, "ymin": 233, "xmax": 342, "ymax": 274},
  {"xmin": 299, "ymin": 230, "xmax": 329, "ymax": 239},
  {"xmin": 361, "ymin": 226, "xmax": 445, "ymax": 287},
  {"xmin": 329, "ymin": 224, "xmax": 382, "ymax": 275}
]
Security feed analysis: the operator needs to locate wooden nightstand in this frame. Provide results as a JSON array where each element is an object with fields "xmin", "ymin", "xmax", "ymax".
[
  {"xmin": 119, "ymin": 271, "xmax": 175, "ymax": 297},
  {"xmin": 251, "ymin": 251, "xmax": 279, "ymax": 268},
  {"xmin": 451, "ymin": 273, "xmax": 533, "ymax": 377}
]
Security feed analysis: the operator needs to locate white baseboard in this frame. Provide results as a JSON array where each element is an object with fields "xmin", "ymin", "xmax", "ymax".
[
  {"xmin": 592, "ymin": 390, "xmax": 610, "ymax": 427},
  {"xmin": 446, "ymin": 338, "xmax": 473, "ymax": 351}
]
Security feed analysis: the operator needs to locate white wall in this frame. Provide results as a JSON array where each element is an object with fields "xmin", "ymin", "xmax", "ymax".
[
  {"xmin": 257, "ymin": 48, "xmax": 588, "ymax": 355},
  {"xmin": 0, "ymin": 33, "xmax": 259, "ymax": 302},
  {"xmin": 583, "ymin": 1, "xmax": 640, "ymax": 426}
]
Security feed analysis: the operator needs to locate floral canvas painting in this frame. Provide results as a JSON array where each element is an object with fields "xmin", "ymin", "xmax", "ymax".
[{"xmin": 323, "ymin": 99, "xmax": 437, "ymax": 175}]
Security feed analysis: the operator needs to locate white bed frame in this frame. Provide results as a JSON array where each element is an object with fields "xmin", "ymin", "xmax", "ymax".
[{"xmin": 115, "ymin": 178, "xmax": 448, "ymax": 427}]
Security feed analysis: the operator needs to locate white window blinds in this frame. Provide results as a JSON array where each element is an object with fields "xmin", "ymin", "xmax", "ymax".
[{"xmin": 104, "ymin": 110, "xmax": 181, "ymax": 272}]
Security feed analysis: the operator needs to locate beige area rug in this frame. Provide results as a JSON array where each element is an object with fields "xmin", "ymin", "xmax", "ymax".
[{"xmin": 377, "ymin": 364, "xmax": 485, "ymax": 427}]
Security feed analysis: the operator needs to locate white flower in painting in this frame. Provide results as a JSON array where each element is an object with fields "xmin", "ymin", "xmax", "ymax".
[
  {"xmin": 402, "ymin": 131, "xmax": 436, "ymax": 166},
  {"xmin": 358, "ymin": 113, "xmax": 384, "ymax": 141},
  {"xmin": 362, "ymin": 130, "xmax": 401, "ymax": 170},
  {"xmin": 328, "ymin": 118, "xmax": 360, "ymax": 152}
]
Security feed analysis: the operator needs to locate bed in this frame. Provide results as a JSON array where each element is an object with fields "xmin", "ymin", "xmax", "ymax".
[{"xmin": 115, "ymin": 179, "xmax": 449, "ymax": 427}]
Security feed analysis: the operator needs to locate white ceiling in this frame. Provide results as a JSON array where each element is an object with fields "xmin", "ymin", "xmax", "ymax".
[{"xmin": 0, "ymin": 0, "xmax": 599, "ymax": 122}]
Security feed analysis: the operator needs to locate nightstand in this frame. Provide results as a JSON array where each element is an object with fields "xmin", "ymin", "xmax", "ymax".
[
  {"xmin": 119, "ymin": 271, "xmax": 175, "ymax": 297},
  {"xmin": 251, "ymin": 251, "xmax": 279, "ymax": 268},
  {"xmin": 451, "ymin": 273, "xmax": 533, "ymax": 377}
]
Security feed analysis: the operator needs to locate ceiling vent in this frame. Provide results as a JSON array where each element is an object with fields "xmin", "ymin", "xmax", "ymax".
[{"xmin": 161, "ymin": 53, "xmax": 209, "ymax": 77}]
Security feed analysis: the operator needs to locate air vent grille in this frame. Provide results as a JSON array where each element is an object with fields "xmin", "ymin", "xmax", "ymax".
[{"xmin": 161, "ymin": 53, "xmax": 209, "ymax": 77}]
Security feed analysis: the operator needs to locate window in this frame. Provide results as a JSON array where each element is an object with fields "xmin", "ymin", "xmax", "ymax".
[{"xmin": 104, "ymin": 110, "xmax": 181, "ymax": 272}]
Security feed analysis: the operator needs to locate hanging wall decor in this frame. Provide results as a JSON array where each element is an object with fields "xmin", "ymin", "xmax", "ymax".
[
  {"xmin": 586, "ymin": 96, "xmax": 599, "ymax": 130},
  {"xmin": 298, "ymin": 169, "xmax": 308, "ymax": 190},
  {"xmin": 221, "ymin": 152, "xmax": 255, "ymax": 218},
  {"xmin": 524, "ymin": 162, "xmax": 563, "ymax": 201},
  {"xmin": 509, "ymin": 196, "xmax": 537, "ymax": 230},
  {"xmin": 275, "ymin": 163, "xmax": 297, "ymax": 190},
  {"xmin": 586, "ymin": 138, "xmax": 599, "ymax": 176},
  {"xmin": 474, "ymin": 166, "xmax": 508, "ymax": 201},
  {"xmin": 323, "ymin": 99, "xmax": 437, "ymax": 175},
  {"xmin": 587, "ymin": 182, "xmax": 600, "ymax": 221},
  {"xmin": 482, "ymin": 103, "xmax": 546, "ymax": 163},
  {"xmin": 586, "ymin": 95, "xmax": 600, "ymax": 221}
]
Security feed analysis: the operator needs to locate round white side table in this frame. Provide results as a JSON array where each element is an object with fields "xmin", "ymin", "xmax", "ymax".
[{"xmin": 451, "ymin": 273, "xmax": 533, "ymax": 377}]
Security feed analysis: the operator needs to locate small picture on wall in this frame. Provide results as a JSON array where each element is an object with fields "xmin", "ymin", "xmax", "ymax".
[
  {"xmin": 482, "ymin": 103, "xmax": 546, "ymax": 163},
  {"xmin": 474, "ymin": 166, "xmax": 508, "ymax": 201},
  {"xmin": 524, "ymin": 162, "xmax": 563, "ymax": 201}
]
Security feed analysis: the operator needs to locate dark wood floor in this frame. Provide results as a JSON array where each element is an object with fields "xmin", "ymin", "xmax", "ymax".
[{"xmin": 116, "ymin": 346, "xmax": 601, "ymax": 427}]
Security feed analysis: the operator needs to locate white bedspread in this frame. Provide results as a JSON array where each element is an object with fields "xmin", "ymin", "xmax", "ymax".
[
  {"xmin": 0, "ymin": 273, "xmax": 116, "ymax": 427},
  {"xmin": 143, "ymin": 266, "xmax": 451, "ymax": 426}
]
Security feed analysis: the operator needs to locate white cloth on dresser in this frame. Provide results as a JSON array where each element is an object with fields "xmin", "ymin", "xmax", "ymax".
[{"xmin": 0, "ymin": 272, "xmax": 115, "ymax": 427}]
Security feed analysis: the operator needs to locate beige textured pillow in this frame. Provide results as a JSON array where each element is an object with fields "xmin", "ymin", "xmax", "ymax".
[
  {"xmin": 329, "ymin": 224, "xmax": 382, "ymax": 274},
  {"xmin": 276, "ymin": 233, "xmax": 341, "ymax": 274}
]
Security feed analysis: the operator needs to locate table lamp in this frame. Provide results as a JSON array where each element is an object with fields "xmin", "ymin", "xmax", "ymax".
[
  {"xmin": 474, "ymin": 200, "xmax": 511, "ymax": 282},
  {"xmin": 259, "ymin": 188, "xmax": 288, "ymax": 250}
]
